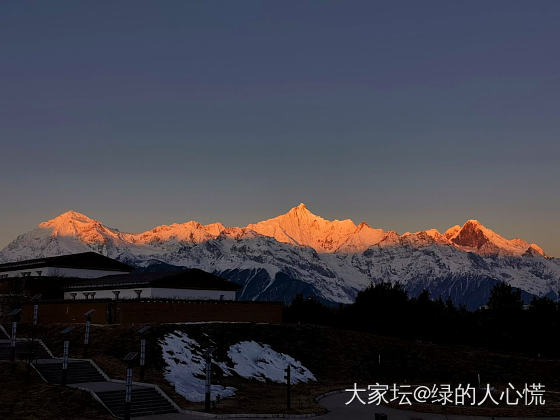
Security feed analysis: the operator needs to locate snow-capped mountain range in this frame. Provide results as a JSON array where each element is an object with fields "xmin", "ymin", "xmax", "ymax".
[{"xmin": 1, "ymin": 204, "xmax": 558, "ymax": 309}]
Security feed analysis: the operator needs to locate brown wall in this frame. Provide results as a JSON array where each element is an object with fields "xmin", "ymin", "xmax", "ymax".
[
  {"xmin": 119, "ymin": 301, "xmax": 282, "ymax": 324},
  {"xmin": 21, "ymin": 302, "xmax": 109, "ymax": 324},
  {"xmin": 21, "ymin": 300, "xmax": 282, "ymax": 325}
]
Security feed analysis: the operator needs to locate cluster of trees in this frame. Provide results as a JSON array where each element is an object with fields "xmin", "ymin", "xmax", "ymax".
[{"xmin": 284, "ymin": 282, "xmax": 560, "ymax": 357}]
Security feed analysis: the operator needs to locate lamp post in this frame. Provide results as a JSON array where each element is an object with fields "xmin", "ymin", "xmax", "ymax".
[
  {"xmin": 138, "ymin": 326, "xmax": 150, "ymax": 381},
  {"xmin": 284, "ymin": 364, "xmax": 291, "ymax": 411},
  {"xmin": 29, "ymin": 294, "xmax": 41, "ymax": 365},
  {"xmin": 60, "ymin": 326, "xmax": 74, "ymax": 385},
  {"xmin": 8, "ymin": 309, "xmax": 21, "ymax": 362},
  {"xmin": 123, "ymin": 352, "xmax": 138, "ymax": 420},
  {"xmin": 204, "ymin": 348, "xmax": 214, "ymax": 412},
  {"xmin": 83, "ymin": 309, "xmax": 96, "ymax": 357}
]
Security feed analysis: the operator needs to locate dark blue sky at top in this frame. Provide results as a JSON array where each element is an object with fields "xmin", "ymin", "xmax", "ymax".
[{"xmin": 1, "ymin": 1, "xmax": 559, "ymax": 254}]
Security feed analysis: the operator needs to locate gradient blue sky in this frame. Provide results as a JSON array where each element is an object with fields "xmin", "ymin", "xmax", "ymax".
[{"xmin": 1, "ymin": 1, "xmax": 559, "ymax": 255}]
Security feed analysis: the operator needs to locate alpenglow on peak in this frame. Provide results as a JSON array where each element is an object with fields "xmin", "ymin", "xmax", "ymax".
[{"xmin": 2, "ymin": 204, "xmax": 548, "ymax": 258}]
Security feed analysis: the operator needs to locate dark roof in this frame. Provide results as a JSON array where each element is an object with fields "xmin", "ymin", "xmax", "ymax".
[
  {"xmin": 64, "ymin": 269, "xmax": 241, "ymax": 292},
  {"xmin": 0, "ymin": 252, "xmax": 133, "ymax": 273}
]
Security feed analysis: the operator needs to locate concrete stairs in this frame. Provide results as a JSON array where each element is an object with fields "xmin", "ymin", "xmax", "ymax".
[
  {"xmin": 0, "ymin": 340, "xmax": 52, "ymax": 360},
  {"xmin": 96, "ymin": 388, "xmax": 178, "ymax": 418},
  {"xmin": 0, "ymin": 328, "xmax": 180, "ymax": 418},
  {"xmin": 34, "ymin": 359, "xmax": 107, "ymax": 384},
  {"xmin": 0, "ymin": 334, "xmax": 179, "ymax": 418}
]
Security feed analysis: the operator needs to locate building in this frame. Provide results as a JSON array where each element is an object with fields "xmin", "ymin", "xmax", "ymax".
[
  {"xmin": 16, "ymin": 270, "xmax": 279, "ymax": 325},
  {"xmin": 0, "ymin": 252, "xmax": 132, "ymax": 279},
  {"xmin": 0, "ymin": 253, "xmax": 241, "ymax": 302},
  {"xmin": 63, "ymin": 269, "xmax": 241, "ymax": 301},
  {"xmin": 2, "ymin": 253, "xmax": 282, "ymax": 325}
]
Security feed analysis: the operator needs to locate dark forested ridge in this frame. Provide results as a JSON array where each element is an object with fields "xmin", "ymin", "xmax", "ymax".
[{"xmin": 284, "ymin": 282, "xmax": 560, "ymax": 357}]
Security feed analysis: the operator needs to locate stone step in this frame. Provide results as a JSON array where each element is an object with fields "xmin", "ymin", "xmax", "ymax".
[
  {"xmin": 101, "ymin": 406, "xmax": 178, "ymax": 416},
  {"xmin": 106, "ymin": 402, "xmax": 177, "ymax": 412},
  {"xmin": 96, "ymin": 388, "xmax": 177, "ymax": 418},
  {"xmin": 99, "ymin": 398, "xmax": 174, "ymax": 407},
  {"xmin": 0, "ymin": 342, "xmax": 52, "ymax": 360},
  {"xmin": 34, "ymin": 360, "xmax": 106, "ymax": 384}
]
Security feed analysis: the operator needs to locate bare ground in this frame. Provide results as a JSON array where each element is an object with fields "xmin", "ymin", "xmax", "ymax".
[
  {"xmin": 0, "ymin": 361, "xmax": 111, "ymax": 419},
  {"xmin": 12, "ymin": 322, "xmax": 560, "ymax": 417}
]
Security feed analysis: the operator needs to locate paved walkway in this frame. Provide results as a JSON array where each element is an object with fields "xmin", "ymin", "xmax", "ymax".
[
  {"xmin": 319, "ymin": 392, "xmax": 560, "ymax": 420},
  {"xmin": 137, "ymin": 391, "xmax": 560, "ymax": 420}
]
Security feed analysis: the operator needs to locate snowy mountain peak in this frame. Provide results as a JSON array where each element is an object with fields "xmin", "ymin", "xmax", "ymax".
[
  {"xmin": 0, "ymin": 206, "xmax": 556, "ymax": 308},
  {"xmin": 40, "ymin": 210, "xmax": 97, "ymax": 227},
  {"xmin": 285, "ymin": 203, "xmax": 317, "ymax": 218},
  {"xmin": 283, "ymin": 203, "xmax": 314, "ymax": 218},
  {"xmin": 247, "ymin": 204, "xmax": 358, "ymax": 253},
  {"xmin": 0, "ymin": 210, "xmax": 120, "ymax": 262},
  {"xmin": 449, "ymin": 219, "xmax": 538, "ymax": 257},
  {"xmin": 525, "ymin": 243, "xmax": 547, "ymax": 257},
  {"xmin": 444, "ymin": 225, "xmax": 462, "ymax": 239},
  {"xmin": 0, "ymin": 206, "xmax": 550, "ymax": 263},
  {"xmin": 417, "ymin": 229, "xmax": 448, "ymax": 244},
  {"xmin": 38, "ymin": 210, "xmax": 116, "ymax": 243},
  {"xmin": 132, "ymin": 219, "xmax": 228, "ymax": 245}
]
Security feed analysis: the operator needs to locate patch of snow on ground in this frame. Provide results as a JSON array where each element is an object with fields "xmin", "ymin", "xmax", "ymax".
[
  {"xmin": 228, "ymin": 341, "xmax": 316, "ymax": 383},
  {"xmin": 160, "ymin": 333, "xmax": 316, "ymax": 403},
  {"xmin": 160, "ymin": 331, "xmax": 236, "ymax": 402}
]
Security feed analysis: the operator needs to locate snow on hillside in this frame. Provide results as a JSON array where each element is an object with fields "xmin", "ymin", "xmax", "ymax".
[
  {"xmin": 160, "ymin": 331, "xmax": 235, "ymax": 402},
  {"xmin": 228, "ymin": 341, "xmax": 316, "ymax": 383},
  {"xmin": 160, "ymin": 331, "xmax": 315, "ymax": 402}
]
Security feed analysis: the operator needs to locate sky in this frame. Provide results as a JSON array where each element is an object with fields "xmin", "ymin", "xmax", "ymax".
[{"xmin": 0, "ymin": 1, "xmax": 559, "ymax": 255}]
